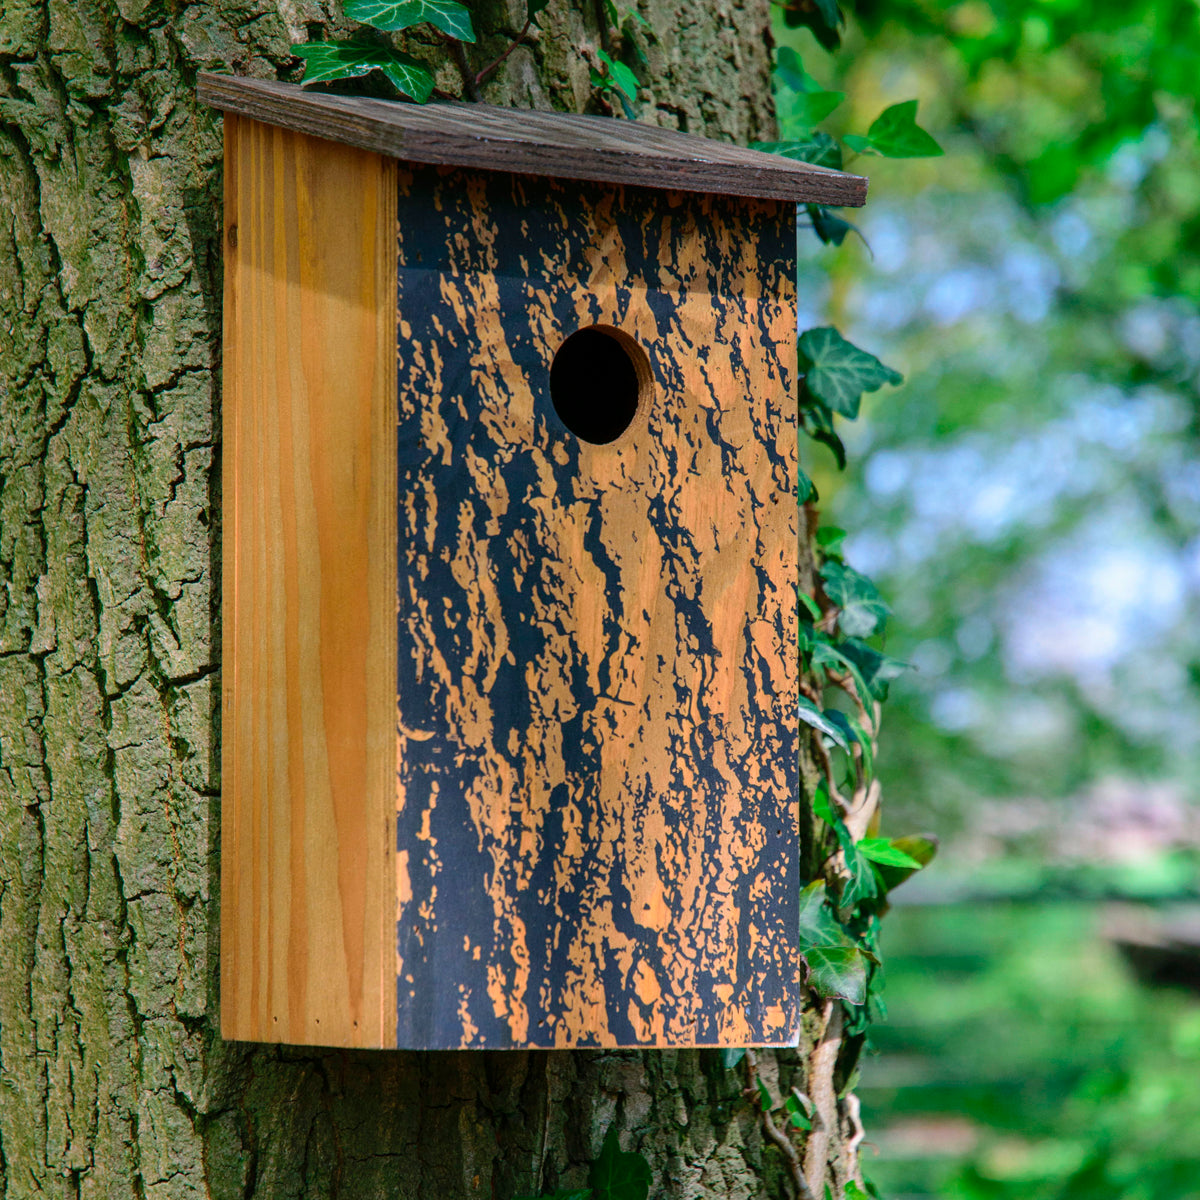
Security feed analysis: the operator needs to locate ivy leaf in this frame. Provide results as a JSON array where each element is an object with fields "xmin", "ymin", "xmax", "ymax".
[
  {"xmin": 802, "ymin": 945, "xmax": 868, "ymax": 1005},
  {"xmin": 293, "ymin": 40, "xmax": 436, "ymax": 100},
  {"xmin": 807, "ymin": 204, "xmax": 860, "ymax": 248},
  {"xmin": 820, "ymin": 560, "xmax": 891, "ymax": 639},
  {"xmin": 799, "ymin": 327, "xmax": 903, "ymax": 420},
  {"xmin": 811, "ymin": 783, "xmax": 837, "ymax": 827},
  {"xmin": 873, "ymin": 834, "xmax": 938, "ymax": 893},
  {"xmin": 785, "ymin": 1094, "xmax": 813, "ymax": 1131},
  {"xmin": 798, "ymin": 881, "xmax": 851, "ymax": 948},
  {"xmin": 845, "ymin": 1182, "xmax": 870, "ymax": 1200},
  {"xmin": 781, "ymin": 0, "xmax": 842, "ymax": 50},
  {"xmin": 785, "ymin": 90, "xmax": 845, "ymax": 130},
  {"xmin": 809, "ymin": 639, "xmax": 875, "ymax": 721},
  {"xmin": 857, "ymin": 837, "xmax": 925, "ymax": 870},
  {"xmin": 344, "ymin": 0, "xmax": 476, "ymax": 40},
  {"xmin": 798, "ymin": 465, "xmax": 815, "ymax": 503},
  {"xmin": 752, "ymin": 134, "xmax": 843, "ymax": 171},
  {"xmin": 845, "ymin": 99, "xmax": 943, "ymax": 159},
  {"xmin": 589, "ymin": 1128, "xmax": 651, "ymax": 1200},
  {"xmin": 720, "ymin": 1047, "xmax": 747, "ymax": 1069},
  {"xmin": 837, "ymin": 638, "xmax": 910, "ymax": 701},
  {"xmin": 798, "ymin": 695, "xmax": 851, "ymax": 751},
  {"xmin": 838, "ymin": 838, "xmax": 880, "ymax": 910},
  {"xmin": 516, "ymin": 1191, "xmax": 592, "ymax": 1200},
  {"xmin": 774, "ymin": 46, "xmax": 817, "ymax": 94},
  {"xmin": 815, "ymin": 525, "xmax": 846, "ymax": 558},
  {"xmin": 756, "ymin": 1077, "xmax": 773, "ymax": 1111},
  {"xmin": 596, "ymin": 50, "xmax": 639, "ymax": 101}
]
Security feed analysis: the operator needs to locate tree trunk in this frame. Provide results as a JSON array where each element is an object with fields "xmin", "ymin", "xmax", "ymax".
[{"xmin": 0, "ymin": 1, "xmax": 857, "ymax": 1196}]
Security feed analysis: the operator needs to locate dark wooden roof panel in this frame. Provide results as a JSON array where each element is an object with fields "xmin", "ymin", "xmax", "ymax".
[{"xmin": 198, "ymin": 73, "xmax": 868, "ymax": 207}]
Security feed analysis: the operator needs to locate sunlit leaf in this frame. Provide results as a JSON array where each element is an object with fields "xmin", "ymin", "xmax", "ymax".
[
  {"xmin": 344, "ymin": 0, "xmax": 476, "ymax": 41},
  {"xmin": 857, "ymin": 837, "xmax": 925, "ymax": 869},
  {"xmin": 846, "ymin": 99, "xmax": 943, "ymax": 158},
  {"xmin": 872, "ymin": 834, "xmax": 938, "ymax": 893},
  {"xmin": 597, "ymin": 50, "xmax": 639, "ymax": 100},
  {"xmin": 293, "ymin": 40, "xmax": 436, "ymax": 100},
  {"xmin": 799, "ymin": 326, "xmax": 903, "ymax": 420},
  {"xmin": 784, "ymin": 89, "xmax": 845, "ymax": 129}
]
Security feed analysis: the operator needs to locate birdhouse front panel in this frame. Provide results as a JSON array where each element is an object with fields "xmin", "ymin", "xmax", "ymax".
[{"xmin": 392, "ymin": 166, "xmax": 799, "ymax": 1048}]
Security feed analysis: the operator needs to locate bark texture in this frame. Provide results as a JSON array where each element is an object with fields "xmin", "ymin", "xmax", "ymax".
[{"xmin": 0, "ymin": 0, "xmax": 858, "ymax": 1196}]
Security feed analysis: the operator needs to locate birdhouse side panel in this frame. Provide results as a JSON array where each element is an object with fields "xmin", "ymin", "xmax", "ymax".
[
  {"xmin": 394, "ymin": 167, "xmax": 799, "ymax": 1049},
  {"xmin": 220, "ymin": 116, "xmax": 398, "ymax": 1049}
]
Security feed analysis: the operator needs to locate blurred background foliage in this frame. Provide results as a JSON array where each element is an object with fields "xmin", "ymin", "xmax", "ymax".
[{"xmin": 772, "ymin": 0, "xmax": 1200, "ymax": 1194}]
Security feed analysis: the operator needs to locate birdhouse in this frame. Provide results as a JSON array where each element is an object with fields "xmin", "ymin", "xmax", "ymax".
[{"xmin": 201, "ymin": 73, "xmax": 867, "ymax": 1050}]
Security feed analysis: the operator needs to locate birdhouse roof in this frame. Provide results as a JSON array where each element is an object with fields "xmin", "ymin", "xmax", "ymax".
[{"xmin": 199, "ymin": 73, "xmax": 867, "ymax": 207}]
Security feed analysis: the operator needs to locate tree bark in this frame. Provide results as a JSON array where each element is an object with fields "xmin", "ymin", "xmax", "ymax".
[{"xmin": 0, "ymin": 1, "xmax": 857, "ymax": 1196}]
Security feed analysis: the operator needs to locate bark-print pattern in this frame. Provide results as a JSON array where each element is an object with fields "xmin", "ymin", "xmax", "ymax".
[{"xmin": 395, "ymin": 166, "xmax": 798, "ymax": 1049}]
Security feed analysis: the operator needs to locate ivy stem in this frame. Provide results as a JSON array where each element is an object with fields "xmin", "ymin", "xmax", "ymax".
[
  {"xmin": 803, "ymin": 1001, "xmax": 844, "ymax": 1198},
  {"xmin": 476, "ymin": 17, "xmax": 533, "ymax": 86},
  {"xmin": 743, "ymin": 1050, "xmax": 815, "ymax": 1200},
  {"xmin": 446, "ymin": 36, "xmax": 481, "ymax": 101}
]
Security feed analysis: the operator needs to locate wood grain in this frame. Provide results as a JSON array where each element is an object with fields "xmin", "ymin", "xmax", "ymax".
[
  {"xmin": 393, "ymin": 167, "xmax": 800, "ymax": 1048},
  {"xmin": 220, "ymin": 114, "xmax": 397, "ymax": 1048},
  {"xmin": 198, "ymin": 73, "xmax": 868, "ymax": 207}
]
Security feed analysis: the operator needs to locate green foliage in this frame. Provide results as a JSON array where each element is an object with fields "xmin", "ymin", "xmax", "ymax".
[
  {"xmin": 798, "ymin": 694, "xmax": 854, "ymax": 750},
  {"xmin": 799, "ymin": 327, "xmax": 903, "ymax": 420},
  {"xmin": 804, "ymin": 945, "xmax": 870, "ymax": 1006},
  {"xmin": 293, "ymin": 40, "xmax": 436, "ymax": 99},
  {"xmin": 785, "ymin": 1092, "xmax": 813, "ymax": 1130},
  {"xmin": 779, "ymin": 0, "xmax": 844, "ymax": 51},
  {"xmin": 516, "ymin": 1191, "xmax": 592, "ymax": 1200},
  {"xmin": 517, "ymin": 1127, "xmax": 651, "ymax": 1200},
  {"xmin": 343, "ymin": 0, "xmax": 475, "ymax": 40},
  {"xmin": 590, "ymin": 49, "xmax": 640, "ymax": 105},
  {"xmin": 863, "ymin": 903, "xmax": 1200, "ymax": 1200},
  {"xmin": 588, "ymin": 1128, "xmax": 651, "ymax": 1200},
  {"xmin": 819, "ymin": 560, "xmax": 890, "ymax": 639},
  {"xmin": 844, "ymin": 100, "xmax": 943, "ymax": 159},
  {"xmin": 752, "ymin": 134, "xmax": 844, "ymax": 170},
  {"xmin": 773, "ymin": 46, "xmax": 845, "ymax": 129},
  {"xmin": 856, "ymin": 838, "xmax": 924, "ymax": 870},
  {"xmin": 798, "ymin": 882, "xmax": 871, "ymax": 1004}
]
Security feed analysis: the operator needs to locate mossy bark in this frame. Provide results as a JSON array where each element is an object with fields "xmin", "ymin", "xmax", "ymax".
[{"xmin": 0, "ymin": 1, "xmax": 859, "ymax": 1196}]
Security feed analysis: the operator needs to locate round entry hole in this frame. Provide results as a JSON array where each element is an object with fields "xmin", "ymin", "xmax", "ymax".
[{"xmin": 549, "ymin": 326, "xmax": 651, "ymax": 445}]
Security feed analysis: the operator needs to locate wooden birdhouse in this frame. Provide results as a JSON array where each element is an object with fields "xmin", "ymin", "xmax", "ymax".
[{"xmin": 201, "ymin": 73, "xmax": 867, "ymax": 1050}]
